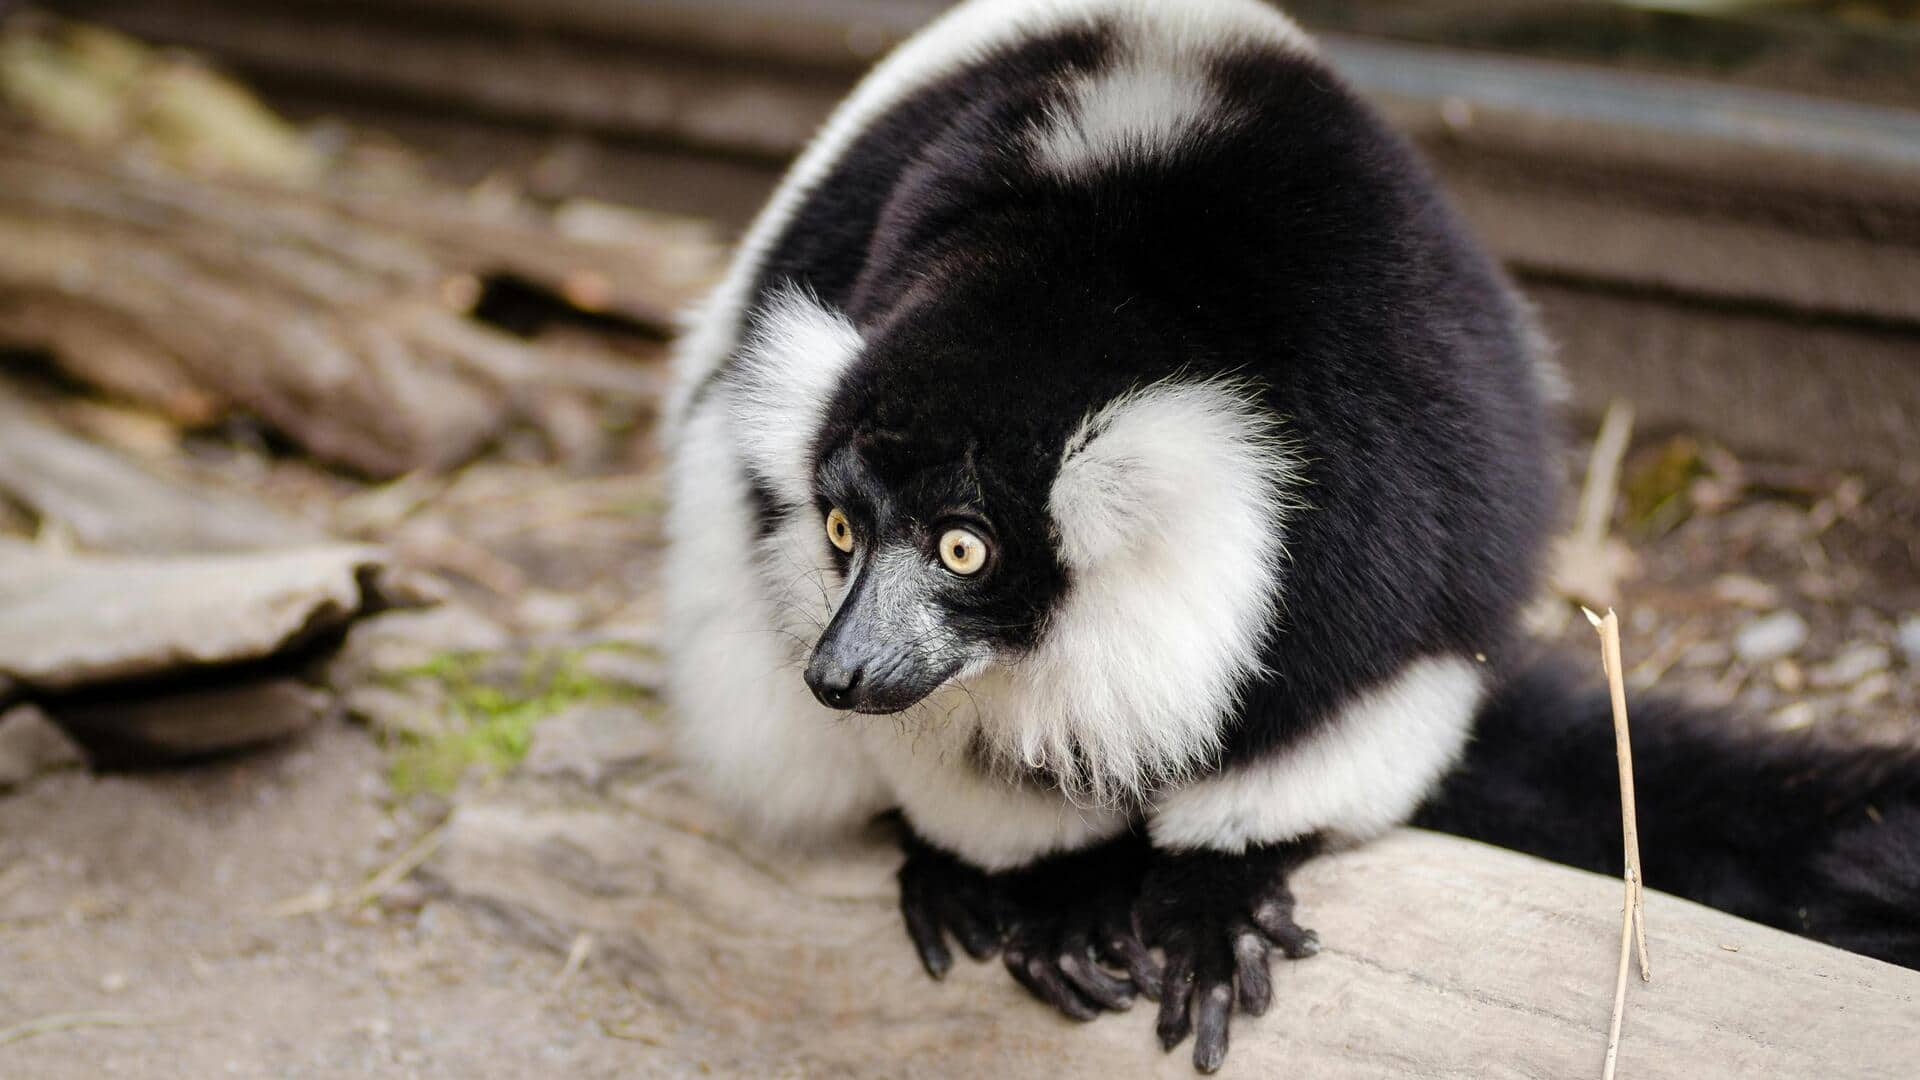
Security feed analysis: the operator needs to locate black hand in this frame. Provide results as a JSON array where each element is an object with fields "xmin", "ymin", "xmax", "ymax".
[
  {"xmin": 895, "ymin": 823, "xmax": 1153, "ymax": 1021},
  {"xmin": 1136, "ymin": 839, "xmax": 1321, "ymax": 1074},
  {"xmin": 898, "ymin": 830, "xmax": 1013, "ymax": 979}
]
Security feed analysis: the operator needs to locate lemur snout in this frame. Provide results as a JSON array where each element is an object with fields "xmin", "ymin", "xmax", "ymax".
[{"xmin": 804, "ymin": 656, "xmax": 863, "ymax": 710}]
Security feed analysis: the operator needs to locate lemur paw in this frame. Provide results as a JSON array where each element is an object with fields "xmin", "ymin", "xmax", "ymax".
[
  {"xmin": 896, "ymin": 828, "xmax": 1157, "ymax": 1020},
  {"xmin": 999, "ymin": 859, "xmax": 1154, "ymax": 1020},
  {"xmin": 897, "ymin": 833, "xmax": 1010, "ymax": 980},
  {"xmin": 1136, "ymin": 841, "xmax": 1320, "ymax": 1074}
]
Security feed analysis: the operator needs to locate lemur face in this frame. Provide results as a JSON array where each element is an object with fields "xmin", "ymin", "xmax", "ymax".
[{"xmin": 802, "ymin": 430, "xmax": 1053, "ymax": 714}]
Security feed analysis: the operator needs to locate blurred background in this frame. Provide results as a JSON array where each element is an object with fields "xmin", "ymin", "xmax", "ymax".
[{"xmin": 0, "ymin": 1, "xmax": 1915, "ymax": 1074}]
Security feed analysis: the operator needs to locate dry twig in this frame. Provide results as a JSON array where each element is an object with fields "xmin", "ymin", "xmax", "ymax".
[
  {"xmin": 1585, "ymin": 606, "xmax": 1650, "ymax": 1080},
  {"xmin": 0, "ymin": 1011, "xmax": 164, "ymax": 1047}
]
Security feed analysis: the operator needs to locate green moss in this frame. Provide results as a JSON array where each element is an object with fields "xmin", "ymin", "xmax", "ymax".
[
  {"xmin": 1623, "ymin": 435, "xmax": 1711, "ymax": 537},
  {"xmin": 382, "ymin": 646, "xmax": 647, "ymax": 797}
]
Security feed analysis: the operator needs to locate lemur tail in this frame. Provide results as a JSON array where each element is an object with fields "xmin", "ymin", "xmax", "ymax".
[{"xmin": 1414, "ymin": 657, "xmax": 1920, "ymax": 969}]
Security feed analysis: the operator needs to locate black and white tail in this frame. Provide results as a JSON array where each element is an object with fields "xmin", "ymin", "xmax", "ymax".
[{"xmin": 1417, "ymin": 659, "xmax": 1920, "ymax": 969}]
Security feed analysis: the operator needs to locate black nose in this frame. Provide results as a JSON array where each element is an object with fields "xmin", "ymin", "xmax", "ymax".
[{"xmin": 805, "ymin": 658, "xmax": 863, "ymax": 710}]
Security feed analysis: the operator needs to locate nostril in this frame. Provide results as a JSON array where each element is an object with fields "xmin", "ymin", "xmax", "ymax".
[{"xmin": 806, "ymin": 660, "xmax": 863, "ymax": 709}]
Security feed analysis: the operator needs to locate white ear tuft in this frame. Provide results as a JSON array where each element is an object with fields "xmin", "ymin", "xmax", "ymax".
[{"xmin": 726, "ymin": 285, "xmax": 864, "ymax": 510}]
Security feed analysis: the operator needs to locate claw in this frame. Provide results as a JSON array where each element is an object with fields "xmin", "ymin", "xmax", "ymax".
[{"xmin": 903, "ymin": 893, "xmax": 953, "ymax": 980}]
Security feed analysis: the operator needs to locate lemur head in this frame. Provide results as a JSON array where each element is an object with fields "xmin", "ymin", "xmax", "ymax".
[
  {"xmin": 800, "ymin": 362, "xmax": 1069, "ymax": 714},
  {"xmin": 728, "ymin": 279, "xmax": 1294, "ymax": 793}
]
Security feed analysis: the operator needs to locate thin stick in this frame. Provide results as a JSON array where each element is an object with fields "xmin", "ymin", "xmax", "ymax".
[
  {"xmin": 0, "ymin": 1011, "xmax": 163, "ymax": 1047},
  {"xmin": 1603, "ymin": 875, "xmax": 1634, "ymax": 1080},
  {"xmin": 1574, "ymin": 401, "xmax": 1635, "ymax": 551},
  {"xmin": 346, "ymin": 824, "xmax": 449, "ymax": 912},
  {"xmin": 550, "ymin": 932, "xmax": 594, "ymax": 993},
  {"xmin": 1586, "ymin": 606, "xmax": 1651, "ymax": 1080},
  {"xmin": 1593, "ymin": 608, "xmax": 1650, "ymax": 979}
]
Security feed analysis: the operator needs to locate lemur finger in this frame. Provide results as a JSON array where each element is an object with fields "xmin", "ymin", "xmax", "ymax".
[
  {"xmin": 940, "ymin": 893, "xmax": 1002, "ymax": 960},
  {"xmin": 900, "ymin": 884, "xmax": 953, "ymax": 980},
  {"xmin": 1155, "ymin": 947, "xmax": 1197, "ymax": 1051},
  {"xmin": 1097, "ymin": 902, "xmax": 1162, "ymax": 998},
  {"xmin": 1184, "ymin": 930, "xmax": 1239, "ymax": 1073},
  {"xmin": 1190, "ymin": 976, "xmax": 1234, "ymax": 1074},
  {"xmin": 1004, "ymin": 942, "xmax": 1101, "ymax": 1022},
  {"xmin": 1056, "ymin": 924, "xmax": 1134, "ymax": 1011},
  {"xmin": 1251, "ymin": 897, "xmax": 1322, "ymax": 960},
  {"xmin": 1232, "ymin": 926, "xmax": 1273, "ymax": 1016}
]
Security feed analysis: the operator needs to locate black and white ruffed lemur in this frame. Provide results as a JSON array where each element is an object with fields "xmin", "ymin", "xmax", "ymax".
[{"xmin": 661, "ymin": 0, "xmax": 1920, "ymax": 1070}]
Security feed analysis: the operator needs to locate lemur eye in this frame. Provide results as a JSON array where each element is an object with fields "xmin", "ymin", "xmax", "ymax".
[
  {"xmin": 937, "ymin": 527, "xmax": 988, "ymax": 576},
  {"xmin": 825, "ymin": 508, "xmax": 856, "ymax": 553}
]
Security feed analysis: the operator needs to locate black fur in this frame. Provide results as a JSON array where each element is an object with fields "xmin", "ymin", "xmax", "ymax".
[
  {"xmin": 897, "ymin": 823, "xmax": 1159, "ymax": 1016},
  {"xmin": 722, "ymin": 24, "xmax": 1554, "ymax": 771},
  {"xmin": 1418, "ymin": 658, "xmax": 1920, "ymax": 969},
  {"xmin": 1135, "ymin": 840, "xmax": 1322, "ymax": 1073}
]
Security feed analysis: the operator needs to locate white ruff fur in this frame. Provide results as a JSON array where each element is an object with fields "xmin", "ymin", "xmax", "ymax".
[
  {"xmin": 664, "ymin": 398, "xmax": 888, "ymax": 837},
  {"xmin": 966, "ymin": 378, "xmax": 1299, "ymax": 806},
  {"xmin": 854, "ymin": 705, "xmax": 1131, "ymax": 872},
  {"xmin": 1149, "ymin": 656, "xmax": 1484, "ymax": 852},
  {"xmin": 727, "ymin": 286, "xmax": 864, "ymax": 511},
  {"xmin": 663, "ymin": 0, "xmax": 1312, "ymax": 438}
]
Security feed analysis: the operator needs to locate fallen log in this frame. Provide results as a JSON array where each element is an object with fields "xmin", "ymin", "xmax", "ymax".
[
  {"xmin": 0, "ymin": 117, "xmax": 713, "ymax": 476},
  {"xmin": 427, "ymin": 769, "xmax": 1920, "ymax": 1078}
]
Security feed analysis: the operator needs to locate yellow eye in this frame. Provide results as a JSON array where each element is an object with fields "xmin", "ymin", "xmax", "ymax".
[
  {"xmin": 938, "ymin": 527, "xmax": 988, "ymax": 576},
  {"xmin": 826, "ymin": 508, "xmax": 855, "ymax": 553}
]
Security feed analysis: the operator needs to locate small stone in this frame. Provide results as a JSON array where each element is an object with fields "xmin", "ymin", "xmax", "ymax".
[
  {"xmin": 1771, "ymin": 702, "xmax": 1816, "ymax": 732},
  {"xmin": 1682, "ymin": 641, "xmax": 1731, "ymax": 670},
  {"xmin": 523, "ymin": 702, "xmax": 664, "ymax": 787},
  {"xmin": 1770, "ymin": 660, "xmax": 1805, "ymax": 694},
  {"xmin": 1848, "ymin": 672, "xmax": 1896, "ymax": 708},
  {"xmin": 1898, "ymin": 615, "xmax": 1920, "ymax": 664},
  {"xmin": 1712, "ymin": 574, "xmax": 1780, "ymax": 610},
  {"xmin": 377, "ymin": 878, "xmax": 430, "ymax": 915},
  {"xmin": 1809, "ymin": 644, "xmax": 1891, "ymax": 689},
  {"xmin": 100, "ymin": 971, "xmax": 129, "ymax": 993},
  {"xmin": 1733, "ymin": 611, "xmax": 1809, "ymax": 664},
  {"xmin": 0, "ymin": 704, "xmax": 87, "ymax": 790}
]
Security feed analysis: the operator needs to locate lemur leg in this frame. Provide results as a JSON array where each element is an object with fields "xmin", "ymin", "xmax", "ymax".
[
  {"xmin": 897, "ymin": 825, "xmax": 1158, "ymax": 1019},
  {"xmin": 1136, "ymin": 839, "xmax": 1322, "ymax": 1074}
]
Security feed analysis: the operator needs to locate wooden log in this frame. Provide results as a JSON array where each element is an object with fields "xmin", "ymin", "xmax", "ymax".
[
  {"xmin": 0, "ymin": 129, "xmax": 715, "ymax": 477},
  {"xmin": 426, "ymin": 770, "xmax": 1920, "ymax": 1078}
]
